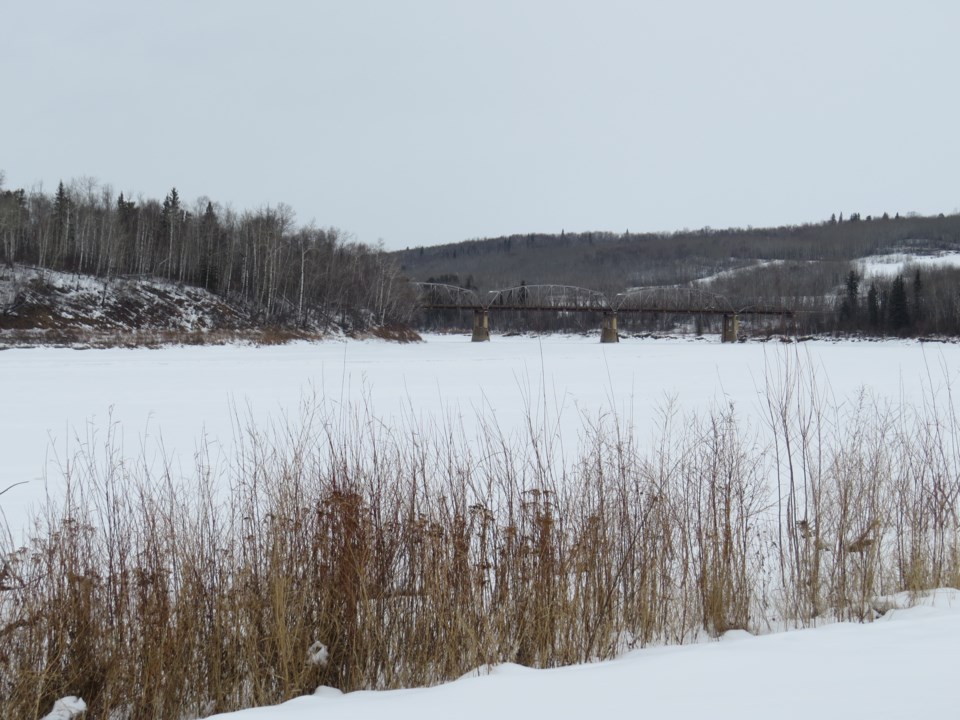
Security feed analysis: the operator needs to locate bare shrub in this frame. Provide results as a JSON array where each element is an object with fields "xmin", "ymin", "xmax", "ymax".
[{"xmin": 3, "ymin": 358, "xmax": 960, "ymax": 717}]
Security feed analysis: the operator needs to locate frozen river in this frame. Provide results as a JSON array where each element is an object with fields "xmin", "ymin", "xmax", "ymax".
[{"xmin": 2, "ymin": 333, "xmax": 955, "ymax": 536}]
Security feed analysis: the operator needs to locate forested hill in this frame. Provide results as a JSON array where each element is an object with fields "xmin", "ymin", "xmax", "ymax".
[
  {"xmin": 392, "ymin": 213, "xmax": 960, "ymax": 292},
  {"xmin": 0, "ymin": 176, "xmax": 417, "ymax": 341},
  {"xmin": 393, "ymin": 212, "xmax": 960, "ymax": 337}
]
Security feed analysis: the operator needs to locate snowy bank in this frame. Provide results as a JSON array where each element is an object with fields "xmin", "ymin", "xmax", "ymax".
[{"xmin": 210, "ymin": 590, "xmax": 960, "ymax": 720}]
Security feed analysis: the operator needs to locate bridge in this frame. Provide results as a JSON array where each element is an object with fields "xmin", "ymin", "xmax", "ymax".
[{"xmin": 413, "ymin": 282, "xmax": 794, "ymax": 343}]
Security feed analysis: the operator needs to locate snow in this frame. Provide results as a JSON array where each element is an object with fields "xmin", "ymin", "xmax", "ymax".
[
  {"xmin": 689, "ymin": 250, "xmax": 960, "ymax": 289},
  {"xmin": 208, "ymin": 589, "xmax": 960, "ymax": 720},
  {"xmin": 2, "ymin": 333, "xmax": 957, "ymax": 538},
  {"xmin": 0, "ymin": 265, "xmax": 246, "ymax": 341},
  {"xmin": 306, "ymin": 642, "xmax": 329, "ymax": 667},
  {"xmin": 857, "ymin": 250, "xmax": 960, "ymax": 278},
  {"xmin": 4, "ymin": 333, "xmax": 960, "ymax": 718},
  {"xmin": 693, "ymin": 258, "xmax": 785, "ymax": 284},
  {"xmin": 40, "ymin": 696, "xmax": 87, "ymax": 720}
]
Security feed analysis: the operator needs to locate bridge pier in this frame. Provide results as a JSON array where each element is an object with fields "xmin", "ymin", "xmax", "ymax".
[
  {"xmin": 472, "ymin": 309, "xmax": 490, "ymax": 342},
  {"xmin": 721, "ymin": 313, "xmax": 739, "ymax": 343},
  {"xmin": 600, "ymin": 312, "xmax": 619, "ymax": 343}
]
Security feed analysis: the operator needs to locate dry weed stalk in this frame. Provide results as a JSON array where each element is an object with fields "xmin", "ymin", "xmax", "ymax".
[{"xmin": 2, "ymin": 354, "xmax": 960, "ymax": 717}]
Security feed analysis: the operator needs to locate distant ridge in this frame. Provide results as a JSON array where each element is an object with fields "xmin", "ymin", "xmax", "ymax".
[{"xmin": 395, "ymin": 213, "xmax": 960, "ymax": 338}]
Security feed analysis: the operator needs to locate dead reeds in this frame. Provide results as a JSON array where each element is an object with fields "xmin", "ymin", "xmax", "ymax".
[{"xmin": 3, "ymin": 354, "xmax": 960, "ymax": 718}]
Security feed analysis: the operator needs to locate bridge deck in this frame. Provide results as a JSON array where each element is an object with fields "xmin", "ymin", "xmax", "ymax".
[{"xmin": 413, "ymin": 282, "xmax": 794, "ymax": 317}]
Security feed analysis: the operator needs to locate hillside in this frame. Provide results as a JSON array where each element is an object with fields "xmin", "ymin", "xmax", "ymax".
[
  {"xmin": 394, "ymin": 212, "xmax": 960, "ymax": 337},
  {"xmin": 0, "ymin": 266, "xmax": 418, "ymax": 348},
  {"xmin": 0, "ymin": 180, "xmax": 418, "ymax": 343},
  {"xmin": 0, "ymin": 267, "xmax": 252, "ymax": 347},
  {"xmin": 393, "ymin": 212, "xmax": 960, "ymax": 290}
]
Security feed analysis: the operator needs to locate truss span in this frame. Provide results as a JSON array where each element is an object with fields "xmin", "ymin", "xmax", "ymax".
[
  {"xmin": 725, "ymin": 295, "xmax": 798, "ymax": 316},
  {"xmin": 412, "ymin": 282, "xmax": 483, "ymax": 310},
  {"xmin": 614, "ymin": 286, "xmax": 734, "ymax": 314},
  {"xmin": 487, "ymin": 284, "xmax": 611, "ymax": 311}
]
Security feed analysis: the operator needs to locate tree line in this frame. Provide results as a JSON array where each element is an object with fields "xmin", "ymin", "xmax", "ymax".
[
  {"xmin": 0, "ymin": 173, "xmax": 416, "ymax": 330},
  {"xmin": 6, "ymin": 171, "xmax": 959, "ymax": 339}
]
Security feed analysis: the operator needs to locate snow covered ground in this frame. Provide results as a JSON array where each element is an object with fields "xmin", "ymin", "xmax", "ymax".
[
  {"xmin": 857, "ymin": 250, "xmax": 960, "ymax": 278},
  {"xmin": 5, "ymin": 333, "xmax": 960, "ymax": 719},
  {"xmin": 209, "ymin": 589, "xmax": 960, "ymax": 720},
  {"xmin": 2, "ymin": 333, "xmax": 957, "ymax": 538},
  {"xmin": 0, "ymin": 265, "xmax": 251, "ymax": 340},
  {"xmin": 686, "ymin": 249, "xmax": 960, "ymax": 289}
]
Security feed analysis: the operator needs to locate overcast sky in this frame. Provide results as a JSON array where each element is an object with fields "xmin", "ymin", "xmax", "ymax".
[{"xmin": 3, "ymin": 1, "xmax": 959, "ymax": 249}]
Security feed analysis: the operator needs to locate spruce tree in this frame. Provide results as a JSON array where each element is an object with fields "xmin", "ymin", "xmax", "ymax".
[
  {"xmin": 840, "ymin": 269, "xmax": 859, "ymax": 325},
  {"xmin": 888, "ymin": 274, "xmax": 910, "ymax": 333},
  {"xmin": 199, "ymin": 201, "xmax": 220, "ymax": 291},
  {"xmin": 867, "ymin": 283, "xmax": 880, "ymax": 329},
  {"xmin": 912, "ymin": 270, "xmax": 923, "ymax": 327},
  {"xmin": 53, "ymin": 180, "xmax": 74, "ymax": 266},
  {"xmin": 160, "ymin": 187, "xmax": 182, "ymax": 279}
]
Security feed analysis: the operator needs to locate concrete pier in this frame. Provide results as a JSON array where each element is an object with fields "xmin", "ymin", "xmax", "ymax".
[
  {"xmin": 472, "ymin": 309, "xmax": 490, "ymax": 342},
  {"xmin": 721, "ymin": 313, "xmax": 739, "ymax": 343},
  {"xmin": 600, "ymin": 312, "xmax": 619, "ymax": 343}
]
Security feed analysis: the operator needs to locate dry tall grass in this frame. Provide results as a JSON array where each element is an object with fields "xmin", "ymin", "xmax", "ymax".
[{"xmin": 2, "ymin": 355, "xmax": 959, "ymax": 718}]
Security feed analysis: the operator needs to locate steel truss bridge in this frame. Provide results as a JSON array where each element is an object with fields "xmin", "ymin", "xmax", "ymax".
[{"xmin": 412, "ymin": 282, "xmax": 794, "ymax": 342}]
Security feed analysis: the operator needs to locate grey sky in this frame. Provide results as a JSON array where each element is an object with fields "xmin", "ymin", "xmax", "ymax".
[{"xmin": 3, "ymin": 1, "xmax": 958, "ymax": 250}]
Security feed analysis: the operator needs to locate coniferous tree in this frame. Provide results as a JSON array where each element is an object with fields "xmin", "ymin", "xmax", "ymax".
[
  {"xmin": 115, "ymin": 192, "xmax": 138, "ymax": 273},
  {"xmin": 840, "ymin": 269, "xmax": 860, "ymax": 325},
  {"xmin": 53, "ymin": 180, "xmax": 73, "ymax": 265},
  {"xmin": 199, "ymin": 201, "xmax": 220, "ymax": 291},
  {"xmin": 912, "ymin": 269, "xmax": 923, "ymax": 328},
  {"xmin": 888, "ymin": 274, "xmax": 910, "ymax": 333},
  {"xmin": 160, "ymin": 187, "xmax": 182, "ymax": 279},
  {"xmin": 0, "ymin": 185, "xmax": 26, "ymax": 267},
  {"xmin": 867, "ymin": 283, "xmax": 880, "ymax": 330}
]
